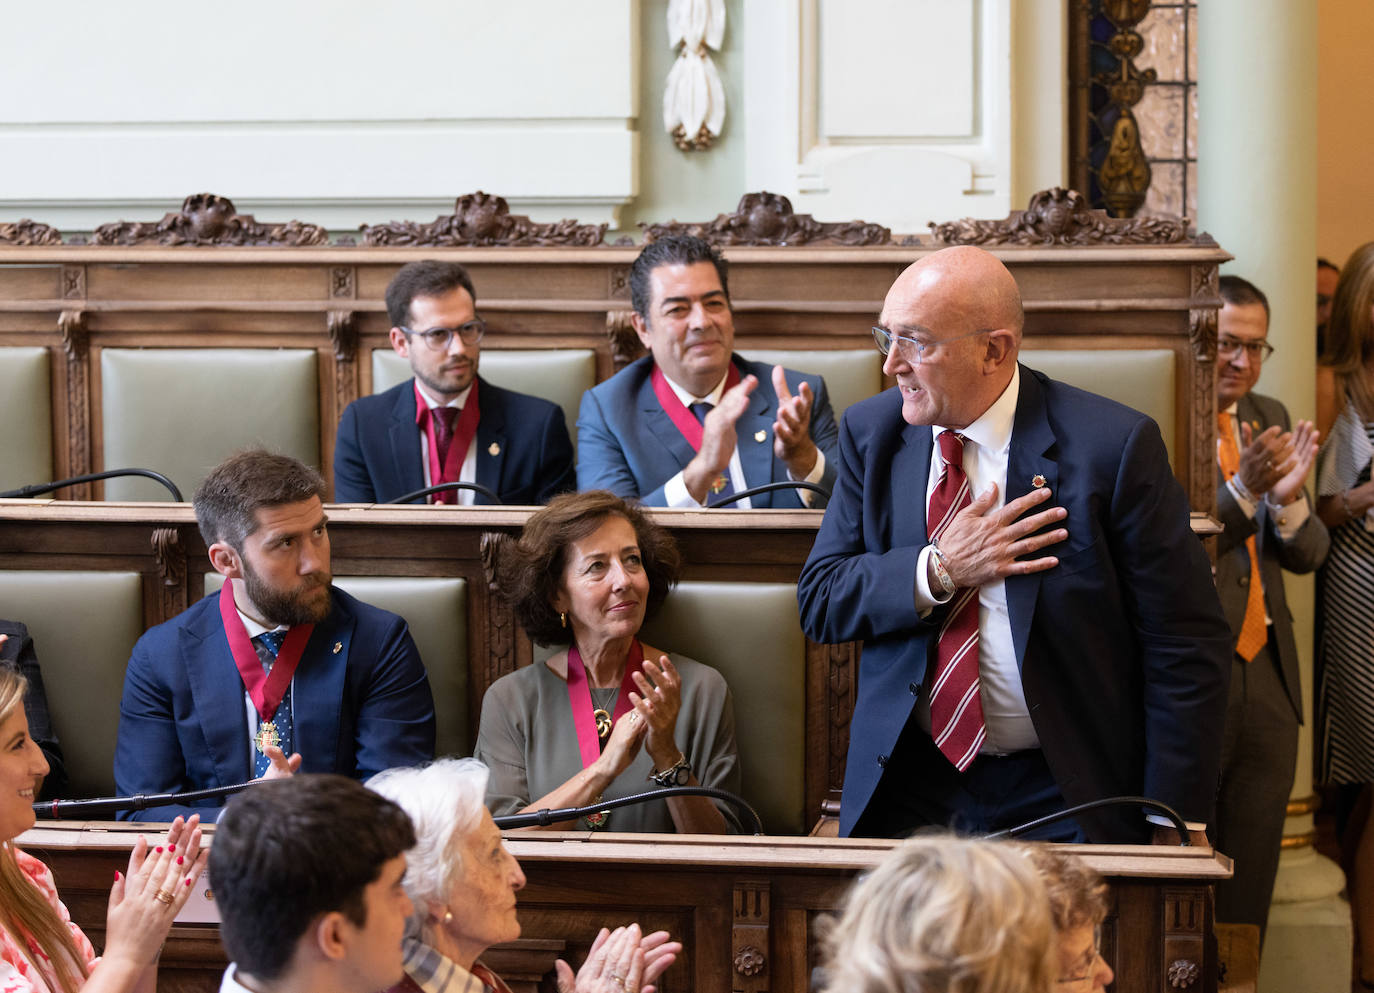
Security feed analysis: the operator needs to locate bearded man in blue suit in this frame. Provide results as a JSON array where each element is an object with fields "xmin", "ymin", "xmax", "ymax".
[
  {"xmin": 577, "ymin": 235, "xmax": 838, "ymax": 508},
  {"xmin": 798, "ymin": 246, "xmax": 1231, "ymax": 844},
  {"xmin": 115, "ymin": 451, "xmax": 435, "ymax": 820}
]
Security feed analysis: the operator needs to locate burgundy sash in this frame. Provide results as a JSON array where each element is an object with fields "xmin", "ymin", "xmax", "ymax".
[
  {"xmin": 415, "ymin": 380, "xmax": 481, "ymax": 504},
  {"xmin": 218, "ymin": 581, "xmax": 313, "ymax": 723},
  {"xmin": 565, "ymin": 640, "xmax": 643, "ymax": 769},
  {"xmin": 650, "ymin": 363, "xmax": 742, "ymax": 451}
]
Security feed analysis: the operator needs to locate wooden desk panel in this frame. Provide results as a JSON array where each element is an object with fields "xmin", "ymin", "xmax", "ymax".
[{"xmin": 19, "ymin": 823, "xmax": 1229, "ymax": 993}]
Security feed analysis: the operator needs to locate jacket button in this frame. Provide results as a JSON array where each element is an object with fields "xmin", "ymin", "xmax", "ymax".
[
  {"xmin": 1239, "ymin": 575, "xmax": 1250, "ymax": 587},
  {"xmin": 877, "ymin": 754, "xmax": 888, "ymax": 768},
  {"xmin": 909, "ymin": 682, "xmax": 919, "ymax": 696}
]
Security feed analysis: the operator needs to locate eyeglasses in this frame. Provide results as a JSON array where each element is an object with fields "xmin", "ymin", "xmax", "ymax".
[
  {"xmin": 1217, "ymin": 336, "xmax": 1274, "ymax": 363},
  {"xmin": 400, "ymin": 319, "xmax": 487, "ymax": 351},
  {"xmin": 1056, "ymin": 924, "xmax": 1104, "ymax": 985},
  {"xmin": 872, "ymin": 326, "xmax": 991, "ymax": 364}
]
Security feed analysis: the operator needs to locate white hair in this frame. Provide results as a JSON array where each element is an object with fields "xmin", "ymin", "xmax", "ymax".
[{"xmin": 366, "ymin": 758, "xmax": 491, "ymax": 913}]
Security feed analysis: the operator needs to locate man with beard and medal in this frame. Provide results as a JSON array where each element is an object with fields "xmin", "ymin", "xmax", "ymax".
[{"xmin": 114, "ymin": 451, "xmax": 436, "ymax": 821}]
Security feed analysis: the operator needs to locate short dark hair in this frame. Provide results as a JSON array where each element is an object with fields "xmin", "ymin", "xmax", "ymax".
[
  {"xmin": 385, "ymin": 260, "xmax": 477, "ymax": 329},
  {"xmin": 490, "ymin": 490, "xmax": 680, "ymax": 645},
  {"xmin": 1319, "ymin": 257, "xmax": 1340, "ymax": 273},
  {"xmin": 1219, "ymin": 274, "xmax": 1270, "ymax": 324},
  {"xmin": 629, "ymin": 235, "xmax": 730, "ymax": 320},
  {"xmin": 192, "ymin": 450, "xmax": 326, "ymax": 551},
  {"xmin": 210, "ymin": 775, "xmax": 415, "ymax": 981}
]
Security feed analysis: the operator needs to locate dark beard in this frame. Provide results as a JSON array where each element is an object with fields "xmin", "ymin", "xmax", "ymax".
[{"xmin": 241, "ymin": 561, "xmax": 332, "ymax": 627}]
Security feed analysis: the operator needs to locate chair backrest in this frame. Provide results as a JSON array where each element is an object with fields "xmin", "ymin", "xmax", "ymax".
[
  {"xmin": 738, "ymin": 349, "xmax": 883, "ymax": 422},
  {"xmin": 0, "ymin": 570, "xmax": 144, "ymax": 797},
  {"xmin": 0, "ymin": 347, "xmax": 51, "ymax": 493},
  {"xmin": 101, "ymin": 349, "xmax": 320, "ymax": 501}
]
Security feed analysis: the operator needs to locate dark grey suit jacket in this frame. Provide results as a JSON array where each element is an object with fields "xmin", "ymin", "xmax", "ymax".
[{"xmin": 1215, "ymin": 391, "xmax": 1330, "ymax": 720}]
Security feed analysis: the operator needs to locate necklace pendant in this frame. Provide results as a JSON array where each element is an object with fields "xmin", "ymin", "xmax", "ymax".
[
  {"xmin": 255, "ymin": 721, "xmax": 281, "ymax": 754},
  {"xmin": 593, "ymin": 709, "xmax": 612, "ymax": 738}
]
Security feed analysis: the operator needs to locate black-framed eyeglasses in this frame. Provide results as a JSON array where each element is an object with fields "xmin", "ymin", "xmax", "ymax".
[
  {"xmin": 1217, "ymin": 336, "xmax": 1274, "ymax": 363},
  {"xmin": 872, "ymin": 326, "xmax": 991, "ymax": 364},
  {"xmin": 400, "ymin": 319, "xmax": 487, "ymax": 351}
]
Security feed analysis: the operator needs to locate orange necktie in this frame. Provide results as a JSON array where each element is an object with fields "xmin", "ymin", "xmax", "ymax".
[{"xmin": 1217, "ymin": 410, "xmax": 1268, "ymax": 661}]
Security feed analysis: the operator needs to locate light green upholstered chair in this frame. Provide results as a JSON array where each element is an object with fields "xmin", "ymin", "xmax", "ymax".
[
  {"xmin": 1021, "ymin": 349, "xmax": 1177, "ymax": 467},
  {"xmin": 101, "ymin": 349, "xmax": 320, "ymax": 501},
  {"xmin": 0, "ymin": 348, "xmax": 52, "ymax": 493},
  {"xmin": 0, "ymin": 570, "xmax": 144, "ymax": 797},
  {"xmin": 738, "ymin": 349, "xmax": 884, "ymax": 422},
  {"xmin": 372, "ymin": 349, "xmax": 596, "ymax": 448},
  {"xmin": 205, "ymin": 574, "xmax": 468, "ymax": 758}
]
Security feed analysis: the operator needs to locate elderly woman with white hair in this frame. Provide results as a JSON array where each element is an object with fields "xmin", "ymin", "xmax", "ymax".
[
  {"xmin": 821, "ymin": 835, "xmax": 1058, "ymax": 993},
  {"xmin": 367, "ymin": 758, "xmax": 680, "ymax": 993}
]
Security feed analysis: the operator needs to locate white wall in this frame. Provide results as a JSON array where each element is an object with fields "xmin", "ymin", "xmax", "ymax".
[{"xmin": 0, "ymin": 0, "xmax": 1067, "ymax": 237}]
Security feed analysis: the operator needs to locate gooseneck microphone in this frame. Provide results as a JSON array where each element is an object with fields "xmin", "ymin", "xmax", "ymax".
[
  {"xmin": 382, "ymin": 481, "xmax": 503, "ymax": 505},
  {"xmin": 985, "ymin": 795, "xmax": 1195, "ymax": 846},
  {"xmin": 492, "ymin": 786, "xmax": 765, "ymax": 835},
  {"xmin": 706, "ymin": 480, "xmax": 831, "ymax": 509},
  {"xmin": 1, "ymin": 468, "xmax": 185, "ymax": 502},
  {"xmin": 34, "ymin": 783, "xmax": 254, "ymax": 820}
]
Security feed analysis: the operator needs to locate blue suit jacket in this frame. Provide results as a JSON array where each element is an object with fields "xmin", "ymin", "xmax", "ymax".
[
  {"xmin": 576, "ymin": 355, "xmax": 839, "ymax": 507},
  {"xmin": 797, "ymin": 366, "xmax": 1232, "ymax": 841},
  {"xmin": 333, "ymin": 376, "xmax": 575, "ymax": 505},
  {"xmin": 114, "ymin": 587, "xmax": 436, "ymax": 820}
]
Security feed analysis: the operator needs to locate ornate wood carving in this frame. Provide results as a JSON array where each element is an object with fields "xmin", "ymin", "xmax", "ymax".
[
  {"xmin": 609, "ymin": 265, "xmax": 631, "ymax": 300},
  {"xmin": 480, "ymin": 532, "xmax": 521, "ymax": 687},
  {"xmin": 330, "ymin": 266, "xmax": 356, "ymax": 299},
  {"xmin": 151, "ymin": 528, "xmax": 189, "ymax": 617},
  {"xmin": 57, "ymin": 310, "xmax": 92, "ymax": 497},
  {"xmin": 0, "ymin": 219, "xmax": 61, "ymax": 246},
  {"xmin": 1188, "ymin": 286, "xmax": 1219, "ymax": 517},
  {"xmin": 1161, "ymin": 888, "xmax": 1206, "ymax": 992},
  {"xmin": 642, "ymin": 191, "xmax": 890, "ymax": 247},
  {"xmin": 607, "ymin": 310, "xmax": 645, "ymax": 371},
  {"xmin": 360, "ymin": 192, "xmax": 606, "ymax": 247},
  {"xmin": 930, "ymin": 187, "xmax": 1188, "ymax": 247},
  {"xmin": 61, "ymin": 265, "xmax": 86, "ymax": 300},
  {"xmin": 92, "ymin": 193, "xmax": 328, "ymax": 247},
  {"xmin": 732, "ymin": 880, "xmax": 770, "ymax": 992},
  {"xmin": 327, "ymin": 311, "xmax": 359, "ymax": 412},
  {"xmin": 826, "ymin": 641, "xmax": 858, "ymax": 792}
]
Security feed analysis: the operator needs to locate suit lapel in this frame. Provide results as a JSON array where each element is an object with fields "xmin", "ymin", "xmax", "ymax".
[
  {"xmin": 474, "ymin": 377, "xmax": 506, "ymax": 503},
  {"xmin": 893, "ymin": 421, "xmax": 932, "ymax": 548},
  {"xmin": 640, "ymin": 371, "xmax": 700, "ymax": 472},
  {"xmin": 1005, "ymin": 367, "xmax": 1058, "ymax": 670},
  {"xmin": 737, "ymin": 382, "xmax": 777, "ymax": 503},
  {"xmin": 184, "ymin": 600, "xmax": 254, "ymax": 786},
  {"xmin": 389, "ymin": 383, "xmax": 426, "ymax": 497},
  {"xmin": 290, "ymin": 595, "xmax": 352, "ymax": 776}
]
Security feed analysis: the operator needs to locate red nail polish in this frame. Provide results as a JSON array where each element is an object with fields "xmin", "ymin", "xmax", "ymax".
[
  {"xmin": 168, "ymin": 844, "xmax": 176, "ymax": 853},
  {"xmin": 155, "ymin": 846, "xmax": 163, "ymax": 853},
  {"xmin": 185, "ymin": 878, "xmax": 192, "ymax": 887},
  {"xmin": 114, "ymin": 871, "xmax": 121, "ymax": 882},
  {"xmin": 176, "ymin": 856, "xmax": 184, "ymax": 865}
]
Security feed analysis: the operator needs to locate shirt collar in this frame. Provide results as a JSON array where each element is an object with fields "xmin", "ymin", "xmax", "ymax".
[
  {"xmin": 660, "ymin": 368, "xmax": 729, "ymax": 407},
  {"xmin": 402, "ymin": 937, "xmax": 485, "ymax": 993},
  {"xmin": 416, "ymin": 379, "xmax": 473, "ymax": 412},
  {"xmin": 935, "ymin": 365, "xmax": 1020, "ymax": 456},
  {"xmin": 229, "ymin": 587, "xmax": 287, "ymax": 639}
]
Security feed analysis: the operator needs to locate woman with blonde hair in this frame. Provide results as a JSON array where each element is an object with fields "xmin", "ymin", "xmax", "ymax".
[
  {"xmin": 0, "ymin": 666, "xmax": 207, "ymax": 993},
  {"xmin": 1315, "ymin": 241, "xmax": 1374, "ymax": 991},
  {"xmin": 1024, "ymin": 846, "xmax": 1114, "ymax": 992},
  {"xmin": 820, "ymin": 836, "xmax": 1057, "ymax": 993}
]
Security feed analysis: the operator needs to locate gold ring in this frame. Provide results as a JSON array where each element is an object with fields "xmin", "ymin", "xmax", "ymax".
[{"xmin": 153, "ymin": 888, "xmax": 176, "ymax": 906}]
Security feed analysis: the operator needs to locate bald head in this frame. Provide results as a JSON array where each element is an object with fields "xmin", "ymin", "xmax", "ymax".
[{"xmin": 878, "ymin": 246, "xmax": 1024, "ymax": 429}]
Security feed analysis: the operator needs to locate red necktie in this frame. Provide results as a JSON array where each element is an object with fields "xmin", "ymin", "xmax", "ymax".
[{"xmin": 927, "ymin": 431, "xmax": 985, "ymax": 770}]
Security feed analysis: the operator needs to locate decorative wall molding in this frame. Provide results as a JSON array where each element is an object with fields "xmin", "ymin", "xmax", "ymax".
[
  {"xmin": 360, "ymin": 192, "xmax": 606, "ymax": 247},
  {"xmin": 90, "ymin": 194, "xmax": 328, "ymax": 247},
  {"xmin": 930, "ymin": 187, "xmax": 1188, "ymax": 246},
  {"xmin": 0, "ymin": 219, "xmax": 61, "ymax": 246},
  {"xmin": 664, "ymin": 0, "xmax": 726, "ymax": 151},
  {"xmin": 642, "ymin": 191, "xmax": 890, "ymax": 246}
]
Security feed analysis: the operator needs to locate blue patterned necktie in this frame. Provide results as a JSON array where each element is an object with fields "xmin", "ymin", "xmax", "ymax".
[
  {"xmin": 689, "ymin": 402, "xmax": 735, "ymax": 503},
  {"xmin": 251, "ymin": 630, "xmax": 294, "ymax": 777}
]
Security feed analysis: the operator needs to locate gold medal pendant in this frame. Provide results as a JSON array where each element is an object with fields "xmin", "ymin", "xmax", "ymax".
[
  {"xmin": 593, "ymin": 709, "xmax": 612, "ymax": 738},
  {"xmin": 255, "ymin": 721, "xmax": 280, "ymax": 754},
  {"xmin": 710, "ymin": 474, "xmax": 728, "ymax": 494}
]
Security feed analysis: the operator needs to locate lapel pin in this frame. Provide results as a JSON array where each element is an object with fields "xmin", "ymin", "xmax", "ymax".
[
  {"xmin": 332, "ymin": 641, "xmax": 343, "ymax": 655},
  {"xmin": 1032, "ymin": 474, "xmax": 1046, "ymax": 488},
  {"xmin": 754, "ymin": 429, "xmax": 767, "ymax": 443},
  {"xmin": 488, "ymin": 442, "xmax": 500, "ymax": 456}
]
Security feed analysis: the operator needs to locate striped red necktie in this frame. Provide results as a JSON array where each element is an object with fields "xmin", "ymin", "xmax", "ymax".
[{"xmin": 927, "ymin": 430, "xmax": 985, "ymax": 770}]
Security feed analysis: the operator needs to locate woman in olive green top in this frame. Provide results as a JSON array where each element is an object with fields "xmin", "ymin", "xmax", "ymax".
[{"xmin": 475, "ymin": 491, "xmax": 740, "ymax": 833}]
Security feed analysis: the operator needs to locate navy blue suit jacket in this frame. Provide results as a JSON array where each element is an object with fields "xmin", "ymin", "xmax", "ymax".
[
  {"xmin": 333, "ymin": 376, "xmax": 575, "ymax": 505},
  {"xmin": 114, "ymin": 587, "xmax": 436, "ymax": 820},
  {"xmin": 798, "ymin": 366, "xmax": 1232, "ymax": 841},
  {"xmin": 576, "ymin": 355, "xmax": 839, "ymax": 507}
]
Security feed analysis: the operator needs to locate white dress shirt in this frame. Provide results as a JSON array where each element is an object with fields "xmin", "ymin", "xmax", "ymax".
[
  {"xmin": 659, "ymin": 369, "xmax": 827, "ymax": 508},
  {"xmin": 416, "ymin": 381, "xmax": 479, "ymax": 505}
]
